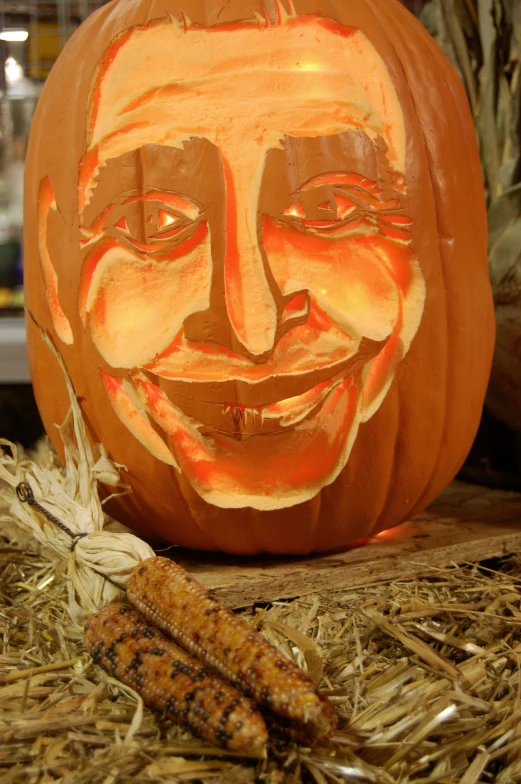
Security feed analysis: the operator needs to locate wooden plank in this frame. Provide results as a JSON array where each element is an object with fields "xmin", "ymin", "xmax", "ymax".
[{"xmin": 175, "ymin": 482, "xmax": 521, "ymax": 608}]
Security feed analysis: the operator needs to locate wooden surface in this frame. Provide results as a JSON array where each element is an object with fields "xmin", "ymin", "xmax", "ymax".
[{"xmin": 174, "ymin": 482, "xmax": 521, "ymax": 608}]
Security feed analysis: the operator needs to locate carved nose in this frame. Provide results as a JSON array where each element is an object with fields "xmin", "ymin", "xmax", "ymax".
[
  {"xmin": 224, "ymin": 250, "xmax": 279, "ymax": 356},
  {"xmin": 183, "ymin": 157, "xmax": 310, "ymax": 362},
  {"xmin": 183, "ymin": 286, "xmax": 310, "ymax": 365}
]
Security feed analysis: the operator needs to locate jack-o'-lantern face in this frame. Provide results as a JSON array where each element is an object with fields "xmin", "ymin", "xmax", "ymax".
[{"xmin": 38, "ymin": 13, "xmax": 426, "ymax": 510}]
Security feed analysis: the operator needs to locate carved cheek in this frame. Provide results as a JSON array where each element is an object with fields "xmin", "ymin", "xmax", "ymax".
[
  {"xmin": 82, "ymin": 232, "xmax": 212, "ymax": 369},
  {"xmin": 263, "ymin": 218, "xmax": 401, "ymax": 342}
]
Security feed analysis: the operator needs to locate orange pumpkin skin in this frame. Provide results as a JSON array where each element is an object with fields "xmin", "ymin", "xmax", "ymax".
[{"xmin": 24, "ymin": 0, "xmax": 494, "ymax": 554}]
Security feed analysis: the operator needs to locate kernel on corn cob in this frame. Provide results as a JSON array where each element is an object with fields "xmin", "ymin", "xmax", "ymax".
[
  {"xmin": 84, "ymin": 601, "xmax": 268, "ymax": 752},
  {"xmin": 126, "ymin": 556, "xmax": 338, "ymax": 740}
]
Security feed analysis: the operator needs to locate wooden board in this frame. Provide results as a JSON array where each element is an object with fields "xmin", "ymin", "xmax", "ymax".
[{"xmin": 174, "ymin": 481, "xmax": 521, "ymax": 608}]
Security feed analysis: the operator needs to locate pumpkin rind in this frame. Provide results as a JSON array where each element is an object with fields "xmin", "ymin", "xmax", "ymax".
[{"xmin": 24, "ymin": 0, "xmax": 494, "ymax": 554}]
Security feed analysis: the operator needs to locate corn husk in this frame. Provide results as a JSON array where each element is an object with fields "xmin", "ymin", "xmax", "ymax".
[{"xmin": 0, "ymin": 329, "xmax": 155, "ymax": 630}]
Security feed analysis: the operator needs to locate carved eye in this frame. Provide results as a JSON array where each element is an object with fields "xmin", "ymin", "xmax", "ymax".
[
  {"xmin": 283, "ymin": 203, "xmax": 306, "ymax": 219},
  {"xmin": 333, "ymin": 195, "xmax": 357, "ymax": 219},
  {"xmin": 110, "ymin": 197, "xmax": 203, "ymax": 252},
  {"xmin": 144, "ymin": 208, "xmax": 182, "ymax": 237},
  {"xmin": 282, "ymin": 194, "xmax": 359, "ymax": 230},
  {"xmin": 115, "ymin": 216, "xmax": 129, "ymax": 233},
  {"xmin": 156, "ymin": 209, "xmax": 180, "ymax": 232}
]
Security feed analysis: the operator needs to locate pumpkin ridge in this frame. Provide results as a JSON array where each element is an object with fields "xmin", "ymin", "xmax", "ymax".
[
  {"xmin": 351, "ymin": 0, "xmax": 406, "ymax": 538},
  {"xmin": 376, "ymin": 0, "xmax": 491, "ymax": 516},
  {"xmin": 366, "ymin": 0, "xmax": 450, "ymax": 525}
]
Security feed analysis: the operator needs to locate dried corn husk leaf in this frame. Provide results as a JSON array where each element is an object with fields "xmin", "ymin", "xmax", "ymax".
[
  {"xmin": 488, "ymin": 183, "xmax": 521, "ymax": 294},
  {"xmin": 0, "ymin": 327, "xmax": 154, "ymax": 627},
  {"xmin": 262, "ymin": 618, "xmax": 324, "ymax": 686}
]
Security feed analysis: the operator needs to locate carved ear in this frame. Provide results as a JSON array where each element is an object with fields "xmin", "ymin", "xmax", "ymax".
[{"xmin": 37, "ymin": 177, "xmax": 73, "ymax": 345}]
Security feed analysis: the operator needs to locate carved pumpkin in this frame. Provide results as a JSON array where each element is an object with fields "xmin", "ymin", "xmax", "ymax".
[{"xmin": 24, "ymin": 0, "xmax": 494, "ymax": 554}]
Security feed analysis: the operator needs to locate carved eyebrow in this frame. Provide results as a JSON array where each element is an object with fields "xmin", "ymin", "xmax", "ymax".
[
  {"xmin": 123, "ymin": 192, "xmax": 202, "ymax": 220},
  {"xmin": 81, "ymin": 142, "xmax": 213, "ymax": 228},
  {"xmin": 297, "ymin": 171, "xmax": 405, "ymax": 214},
  {"xmin": 300, "ymin": 172, "xmax": 384, "ymax": 194}
]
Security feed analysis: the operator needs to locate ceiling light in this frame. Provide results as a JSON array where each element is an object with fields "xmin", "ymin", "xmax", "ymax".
[{"xmin": 0, "ymin": 30, "xmax": 29, "ymax": 42}]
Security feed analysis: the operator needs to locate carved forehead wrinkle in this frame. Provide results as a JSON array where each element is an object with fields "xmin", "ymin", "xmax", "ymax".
[{"xmin": 85, "ymin": 16, "xmax": 406, "ymax": 181}]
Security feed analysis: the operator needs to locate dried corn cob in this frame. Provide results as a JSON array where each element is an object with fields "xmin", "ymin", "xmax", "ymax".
[
  {"xmin": 84, "ymin": 601, "xmax": 268, "ymax": 752},
  {"xmin": 126, "ymin": 556, "xmax": 337, "ymax": 740}
]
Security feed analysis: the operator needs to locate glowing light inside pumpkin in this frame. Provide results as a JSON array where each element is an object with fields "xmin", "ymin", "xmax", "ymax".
[
  {"xmin": 157, "ymin": 209, "xmax": 178, "ymax": 229},
  {"xmin": 290, "ymin": 60, "xmax": 324, "ymax": 72}
]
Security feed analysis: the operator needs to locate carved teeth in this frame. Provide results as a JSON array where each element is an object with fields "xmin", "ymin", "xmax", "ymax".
[{"xmin": 223, "ymin": 404, "xmax": 262, "ymax": 424}]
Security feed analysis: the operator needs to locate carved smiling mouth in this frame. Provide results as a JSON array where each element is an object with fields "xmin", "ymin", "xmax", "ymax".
[
  {"xmin": 215, "ymin": 371, "xmax": 349, "ymax": 439},
  {"xmin": 141, "ymin": 355, "xmax": 368, "ymax": 441},
  {"xmin": 100, "ymin": 336, "xmax": 377, "ymax": 471},
  {"xmin": 131, "ymin": 313, "xmax": 390, "ymax": 442},
  {"xmin": 127, "ymin": 366, "xmax": 351, "ymax": 442},
  {"xmin": 127, "ymin": 364, "xmax": 358, "ymax": 446}
]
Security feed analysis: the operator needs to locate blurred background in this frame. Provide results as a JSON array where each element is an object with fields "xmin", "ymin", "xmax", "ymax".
[{"xmin": 1, "ymin": 0, "xmax": 520, "ymax": 494}]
